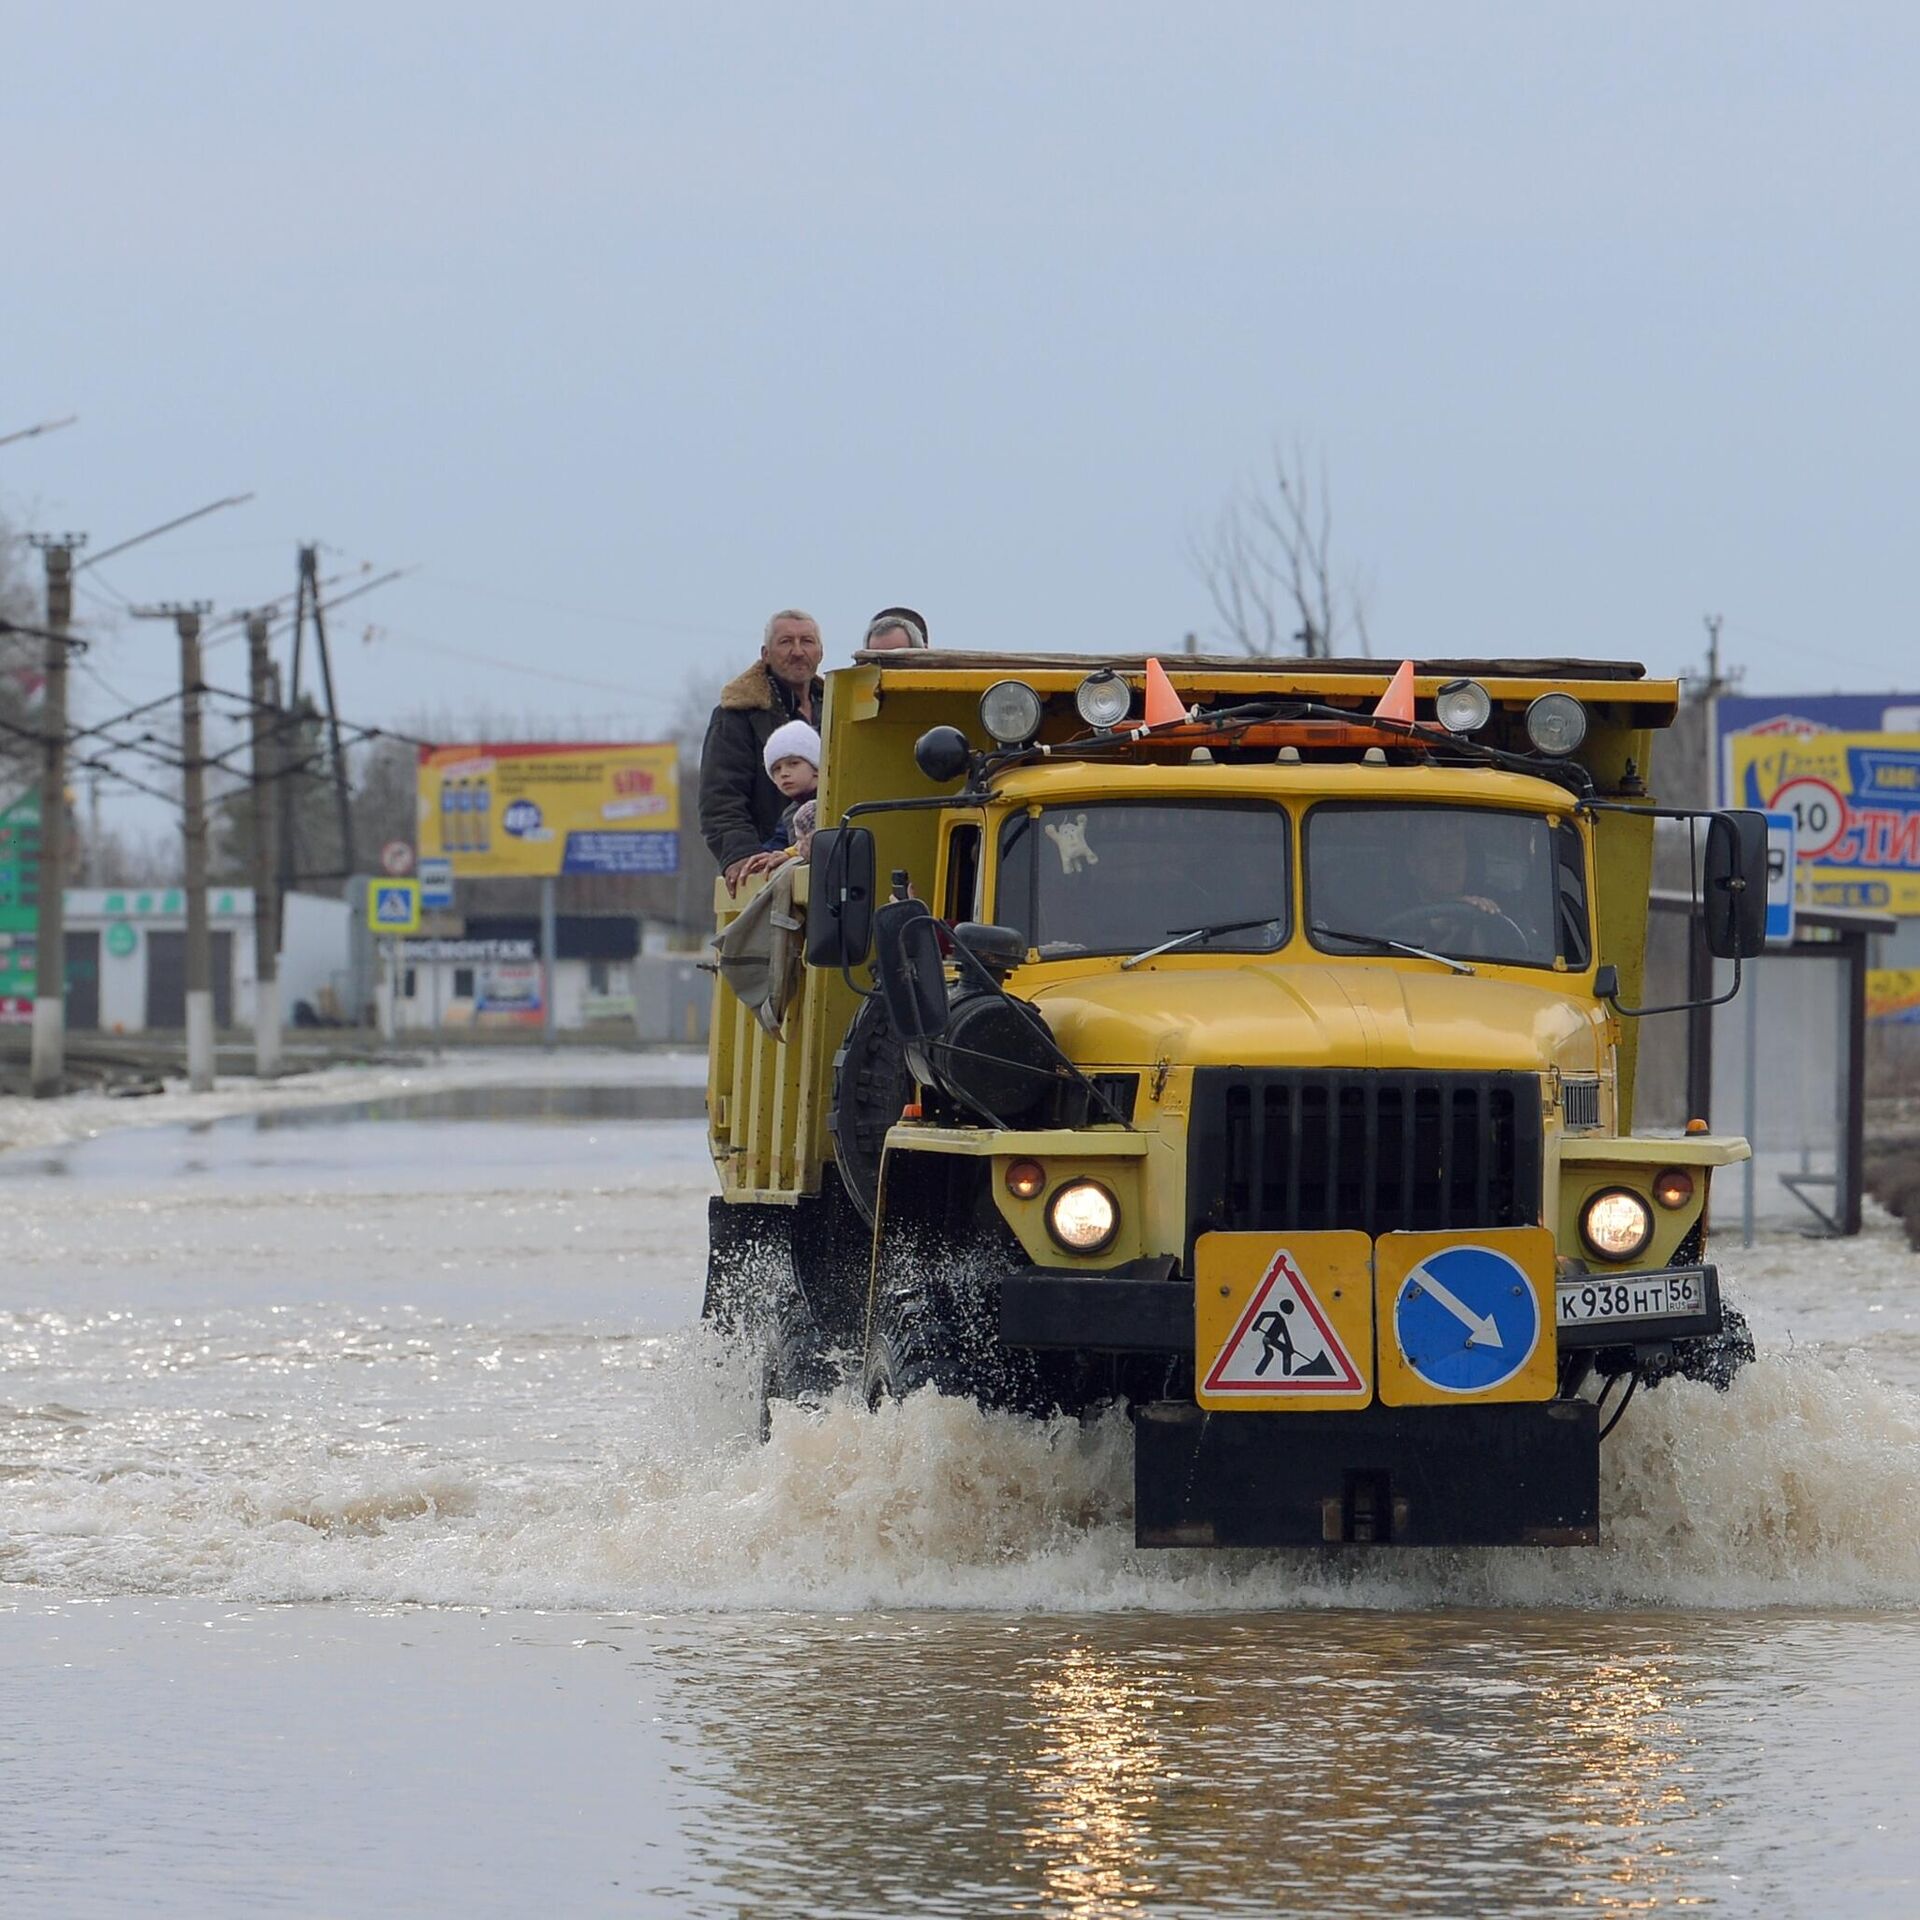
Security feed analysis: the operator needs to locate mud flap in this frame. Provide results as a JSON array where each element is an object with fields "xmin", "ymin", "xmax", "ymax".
[{"xmin": 1133, "ymin": 1399, "xmax": 1599, "ymax": 1548}]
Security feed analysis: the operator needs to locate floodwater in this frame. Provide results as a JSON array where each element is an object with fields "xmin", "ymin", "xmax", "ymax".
[{"xmin": 4, "ymin": 1072, "xmax": 1919, "ymax": 1916}]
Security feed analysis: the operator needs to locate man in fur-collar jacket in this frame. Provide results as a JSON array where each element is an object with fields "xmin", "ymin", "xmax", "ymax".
[{"xmin": 698, "ymin": 608, "xmax": 825, "ymax": 889}]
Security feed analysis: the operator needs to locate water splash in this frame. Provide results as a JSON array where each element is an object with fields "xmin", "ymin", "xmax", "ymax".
[{"xmin": 5, "ymin": 1318, "xmax": 1917, "ymax": 1614}]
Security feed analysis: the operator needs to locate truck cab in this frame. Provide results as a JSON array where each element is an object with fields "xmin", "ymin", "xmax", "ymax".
[{"xmin": 706, "ymin": 652, "xmax": 1768, "ymax": 1548}]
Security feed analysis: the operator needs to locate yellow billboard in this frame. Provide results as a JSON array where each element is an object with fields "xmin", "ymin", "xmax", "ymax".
[
  {"xmin": 1723, "ymin": 728, "xmax": 1920, "ymax": 915},
  {"xmin": 1868, "ymin": 968, "xmax": 1920, "ymax": 1026},
  {"xmin": 417, "ymin": 742, "xmax": 679, "ymax": 878}
]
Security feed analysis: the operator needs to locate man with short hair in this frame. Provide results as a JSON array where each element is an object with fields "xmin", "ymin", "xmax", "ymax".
[
  {"xmin": 862, "ymin": 606, "xmax": 929, "ymax": 650},
  {"xmin": 699, "ymin": 609, "xmax": 826, "ymax": 890}
]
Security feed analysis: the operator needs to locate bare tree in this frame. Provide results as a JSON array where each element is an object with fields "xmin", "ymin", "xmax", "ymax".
[
  {"xmin": 1190, "ymin": 441, "xmax": 1371, "ymax": 658},
  {"xmin": 85, "ymin": 819, "xmax": 186, "ymax": 887}
]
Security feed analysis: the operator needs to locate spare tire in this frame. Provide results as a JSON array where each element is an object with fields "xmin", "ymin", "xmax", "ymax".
[{"xmin": 828, "ymin": 993, "xmax": 914, "ymax": 1226}]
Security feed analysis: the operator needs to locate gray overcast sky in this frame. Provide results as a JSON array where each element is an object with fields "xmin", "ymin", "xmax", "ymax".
[{"xmin": 6, "ymin": 1, "xmax": 1919, "ymax": 824}]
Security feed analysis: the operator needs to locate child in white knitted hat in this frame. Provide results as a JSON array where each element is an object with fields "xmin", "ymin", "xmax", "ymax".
[{"xmin": 761, "ymin": 719, "xmax": 821, "ymax": 853}]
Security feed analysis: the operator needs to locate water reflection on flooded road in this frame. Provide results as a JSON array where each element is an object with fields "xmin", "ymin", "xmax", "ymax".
[
  {"xmin": 6, "ymin": 1599, "xmax": 1914, "ymax": 1917},
  {"xmin": 658, "ymin": 1608, "xmax": 1920, "ymax": 1917}
]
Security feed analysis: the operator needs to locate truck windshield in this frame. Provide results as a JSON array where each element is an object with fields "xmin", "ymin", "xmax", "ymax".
[
  {"xmin": 1305, "ymin": 804, "xmax": 1590, "ymax": 970},
  {"xmin": 997, "ymin": 802, "xmax": 1290, "ymax": 958}
]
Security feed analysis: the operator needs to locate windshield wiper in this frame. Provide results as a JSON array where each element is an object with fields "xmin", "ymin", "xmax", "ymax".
[
  {"xmin": 1121, "ymin": 917, "xmax": 1280, "ymax": 970},
  {"xmin": 1310, "ymin": 924, "xmax": 1476, "ymax": 975}
]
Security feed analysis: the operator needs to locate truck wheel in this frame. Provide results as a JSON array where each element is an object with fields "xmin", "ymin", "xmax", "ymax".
[
  {"xmin": 758, "ymin": 1273, "xmax": 838, "ymax": 1439},
  {"xmin": 829, "ymin": 995, "xmax": 913, "ymax": 1227},
  {"xmin": 1670, "ymin": 1301, "xmax": 1755, "ymax": 1391},
  {"xmin": 862, "ymin": 1274, "xmax": 985, "ymax": 1406},
  {"xmin": 862, "ymin": 1224, "xmax": 1064, "ymax": 1412}
]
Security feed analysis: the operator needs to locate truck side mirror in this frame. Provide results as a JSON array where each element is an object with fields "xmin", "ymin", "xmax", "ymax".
[
  {"xmin": 805, "ymin": 827, "xmax": 876, "ymax": 968},
  {"xmin": 872, "ymin": 898, "xmax": 950, "ymax": 1044},
  {"xmin": 1703, "ymin": 810, "xmax": 1769, "ymax": 959}
]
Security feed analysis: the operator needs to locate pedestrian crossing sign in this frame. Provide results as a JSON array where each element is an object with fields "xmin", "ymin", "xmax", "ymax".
[
  {"xmin": 368, "ymin": 878, "xmax": 422, "ymax": 933},
  {"xmin": 1195, "ymin": 1232, "xmax": 1373, "ymax": 1411}
]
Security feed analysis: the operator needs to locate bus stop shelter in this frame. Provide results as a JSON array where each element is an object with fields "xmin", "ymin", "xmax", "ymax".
[{"xmin": 1639, "ymin": 892, "xmax": 1896, "ymax": 1239}]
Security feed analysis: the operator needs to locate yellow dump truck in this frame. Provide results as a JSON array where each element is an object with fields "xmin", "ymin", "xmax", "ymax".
[{"xmin": 705, "ymin": 652, "xmax": 1767, "ymax": 1547}]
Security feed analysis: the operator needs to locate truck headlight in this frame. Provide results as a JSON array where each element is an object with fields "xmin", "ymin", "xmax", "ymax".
[
  {"xmin": 1047, "ymin": 1179, "xmax": 1119, "ymax": 1253},
  {"xmin": 1581, "ymin": 1187, "xmax": 1653, "ymax": 1262}
]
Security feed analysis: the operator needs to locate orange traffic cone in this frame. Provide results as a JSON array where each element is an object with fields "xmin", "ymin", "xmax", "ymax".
[
  {"xmin": 1372, "ymin": 658, "xmax": 1417, "ymax": 725},
  {"xmin": 1144, "ymin": 657, "xmax": 1187, "ymax": 728}
]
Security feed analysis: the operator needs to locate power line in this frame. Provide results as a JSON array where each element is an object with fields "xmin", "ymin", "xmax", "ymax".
[
  {"xmin": 76, "ymin": 568, "xmax": 134, "ymax": 610},
  {"xmin": 412, "ymin": 572, "xmax": 739, "ymax": 643},
  {"xmin": 0, "ymin": 414, "xmax": 78, "ymax": 450},
  {"xmin": 362, "ymin": 620, "xmax": 659, "ymax": 702},
  {"xmin": 77, "ymin": 657, "xmax": 145, "ymax": 709},
  {"xmin": 202, "ymin": 565, "xmax": 412, "ymax": 653}
]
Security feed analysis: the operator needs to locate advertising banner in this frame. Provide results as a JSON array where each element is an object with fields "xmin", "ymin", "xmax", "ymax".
[
  {"xmin": 475, "ymin": 960, "xmax": 543, "ymax": 1024},
  {"xmin": 1867, "ymin": 969, "xmax": 1920, "ymax": 1025},
  {"xmin": 1718, "ymin": 693, "xmax": 1920, "ymax": 1023},
  {"xmin": 1719, "ymin": 694, "xmax": 1920, "ymax": 914},
  {"xmin": 417, "ymin": 742, "xmax": 679, "ymax": 879}
]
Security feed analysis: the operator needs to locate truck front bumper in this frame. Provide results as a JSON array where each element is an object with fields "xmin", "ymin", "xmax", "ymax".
[{"xmin": 1133, "ymin": 1399, "xmax": 1600, "ymax": 1548}]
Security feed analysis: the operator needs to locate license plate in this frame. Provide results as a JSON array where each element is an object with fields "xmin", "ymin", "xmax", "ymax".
[{"xmin": 1556, "ymin": 1270, "xmax": 1704, "ymax": 1327}]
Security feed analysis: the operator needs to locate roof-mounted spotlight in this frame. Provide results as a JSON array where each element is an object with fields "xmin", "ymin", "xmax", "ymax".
[
  {"xmin": 1525, "ymin": 692, "xmax": 1589, "ymax": 757},
  {"xmin": 979, "ymin": 679, "xmax": 1043, "ymax": 746},
  {"xmin": 1075, "ymin": 669, "xmax": 1132, "ymax": 730},
  {"xmin": 1434, "ymin": 677, "xmax": 1492, "ymax": 735}
]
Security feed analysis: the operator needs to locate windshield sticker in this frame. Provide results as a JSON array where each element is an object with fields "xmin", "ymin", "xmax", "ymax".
[{"xmin": 1045, "ymin": 813, "xmax": 1098, "ymax": 875}]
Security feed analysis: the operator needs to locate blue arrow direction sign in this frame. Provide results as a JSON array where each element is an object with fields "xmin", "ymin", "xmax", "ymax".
[{"xmin": 1392, "ymin": 1244, "xmax": 1541, "ymax": 1393}]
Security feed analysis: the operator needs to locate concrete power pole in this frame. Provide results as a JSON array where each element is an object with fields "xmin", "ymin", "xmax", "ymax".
[
  {"xmin": 176, "ymin": 607, "xmax": 214, "ymax": 1090},
  {"xmin": 246, "ymin": 613, "xmax": 282, "ymax": 1076},
  {"xmin": 133, "ymin": 600, "xmax": 216, "ymax": 1089},
  {"xmin": 29, "ymin": 534, "xmax": 83, "ymax": 1098}
]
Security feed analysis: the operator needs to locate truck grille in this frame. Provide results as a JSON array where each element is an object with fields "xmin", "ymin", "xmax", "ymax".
[{"xmin": 1187, "ymin": 1069, "xmax": 1543, "ymax": 1242}]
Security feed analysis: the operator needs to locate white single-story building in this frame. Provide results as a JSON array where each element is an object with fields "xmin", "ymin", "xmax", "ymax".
[
  {"xmin": 385, "ymin": 922, "xmax": 708, "ymax": 1040},
  {"xmin": 53, "ymin": 887, "xmax": 351, "ymax": 1033}
]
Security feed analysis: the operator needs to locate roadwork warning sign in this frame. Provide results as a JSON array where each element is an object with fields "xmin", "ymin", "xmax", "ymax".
[{"xmin": 1202, "ymin": 1249, "xmax": 1365, "ymax": 1400}]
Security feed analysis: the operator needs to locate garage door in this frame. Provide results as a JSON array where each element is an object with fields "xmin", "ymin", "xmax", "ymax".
[
  {"xmin": 64, "ymin": 930, "xmax": 101, "ymax": 1031},
  {"xmin": 144, "ymin": 930, "xmax": 234, "ymax": 1029}
]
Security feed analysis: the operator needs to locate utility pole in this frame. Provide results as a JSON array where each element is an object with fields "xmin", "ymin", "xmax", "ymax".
[
  {"xmin": 1701, "ymin": 613, "xmax": 1727, "ymax": 815},
  {"xmin": 304, "ymin": 546, "xmax": 356, "ymax": 879},
  {"xmin": 247, "ymin": 612, "xmax": 281, "ymax": 1076},
  {"xmin": 134, "ymin": 600, "xmax": 216, "ymax": 1090},
  {"xmin": 28, "ymin": 534, "xmax": 83, "ymax": 1098}
]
